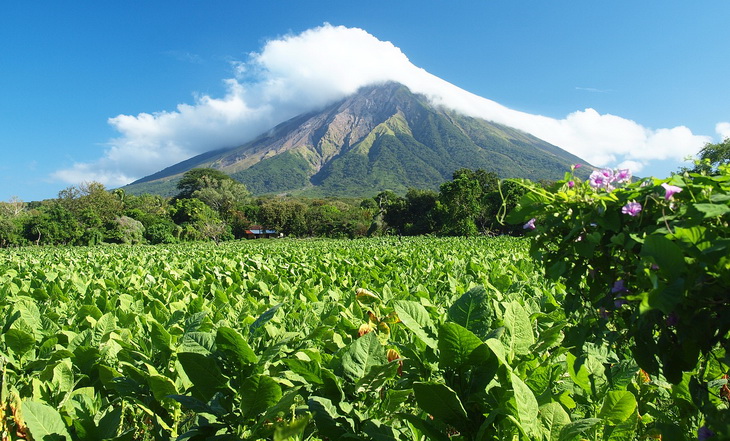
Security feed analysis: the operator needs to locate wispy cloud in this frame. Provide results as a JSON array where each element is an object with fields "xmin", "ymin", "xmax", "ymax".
[
  {"xmin": 53, "ymin": 24, "xmax": 713, "ymax": 186},
  {"xmin": 163, "ymin": 50, "xmax": 203, "ymax": 64},
  {"xmin": 575, "ymin": 86, "xmax": 611, "ymax": 93}
]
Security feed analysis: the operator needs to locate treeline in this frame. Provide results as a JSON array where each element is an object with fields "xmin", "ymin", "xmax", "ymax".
[{"xmin": 0, "ymin": 168, "xmax": 528, "ymax": 247}]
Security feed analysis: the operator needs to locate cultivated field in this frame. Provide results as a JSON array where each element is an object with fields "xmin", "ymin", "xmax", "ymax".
[{"xmin": 0, "ymin": 237, "xmax": 695, "ymax": 440}]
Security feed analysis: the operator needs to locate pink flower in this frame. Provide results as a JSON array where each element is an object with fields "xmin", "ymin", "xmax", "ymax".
[
  {"xmin": 523, "ymin": 218, "xmax": 536, "ymax": 230},
  {"xmin": 661, "ymin": 183, "xmax": 683, "ymax": 200},
  {"xmin": 589, "ymin": 171, "xmax": 608, "ymax": 188},
  {"xmin": 589, "ymin": 169, "xmax": 616, "ymax": 191},
  {"xmin": 621, "ymin": 201, "xmax": 642, "ymax": 216},
  {"xmin": 568, "ymin": 180, "xmax": 575, "ymax": 188},
  {"xmin": 573, "ymin": 164, "xmax": 582, "ymax": 169},
  {"xmin": 615, "ymin": 169, "xmax": 632, "ymax": 183}
]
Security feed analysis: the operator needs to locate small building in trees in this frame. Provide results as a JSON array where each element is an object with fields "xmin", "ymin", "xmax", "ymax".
[{"xmin": 244, "ymin": 225, "xmax": 280, "ymax": 239}]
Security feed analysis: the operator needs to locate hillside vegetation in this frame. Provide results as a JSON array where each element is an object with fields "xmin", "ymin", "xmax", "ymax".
[{"xmin": 123, "ymin": 83, "xmax": 589, "ymax": 198}]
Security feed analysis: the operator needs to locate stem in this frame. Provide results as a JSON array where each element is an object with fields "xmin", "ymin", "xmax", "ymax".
[{"xmin": 661, "ymin": 206, "xmax": 674, "ymax": 234}]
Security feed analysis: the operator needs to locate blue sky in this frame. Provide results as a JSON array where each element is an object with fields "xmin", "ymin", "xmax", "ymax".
[{"xmin": 2, "ymin": 1, "xmax": 729, "ymax": 201}]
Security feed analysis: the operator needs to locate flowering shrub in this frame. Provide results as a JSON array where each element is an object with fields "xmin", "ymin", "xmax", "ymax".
[{"xmin": 507, "ymin": 164, "xmax": 730, "ymax": 435}]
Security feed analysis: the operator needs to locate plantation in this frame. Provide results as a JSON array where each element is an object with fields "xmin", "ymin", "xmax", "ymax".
[{"xmin": 1, "ymin": 233, "xmax": 723, "ymax": 441}]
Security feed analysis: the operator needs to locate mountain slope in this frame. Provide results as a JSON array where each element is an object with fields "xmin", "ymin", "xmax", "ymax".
[{"xmin": 124, "ymin": 82, "xmax": 589, "ymax": 197}]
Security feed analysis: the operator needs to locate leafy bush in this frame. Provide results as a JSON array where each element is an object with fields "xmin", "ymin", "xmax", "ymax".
[{"xmin": 508, "ymin": 164, "xmax": 730, "ymax": 436}]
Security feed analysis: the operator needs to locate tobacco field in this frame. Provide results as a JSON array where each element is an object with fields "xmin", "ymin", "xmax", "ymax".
[{"xmin": 0, "ymin": 236, "xmax": 716, "ymax": 440}]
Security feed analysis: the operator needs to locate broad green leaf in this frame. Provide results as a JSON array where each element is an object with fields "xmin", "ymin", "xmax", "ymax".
[
  {"xmin": 51, "ymin": 360, "xmax": 74, "ymax": 394},
  {"xmin": 341, "ymin": 332, "xmax": 387, "ymax": 383},
  {"xmin": 558, "ymin": 418, "xmax": 602, "ymax": 441},
  {"xmin": 356, "ymin": 288, "xmax": 381, "ymax": 305},
  {"xmin": 606, "ymin": 409, "xmax": 638, "ymax": 441},
  {"xmin": 98, "ymin": 406, "xmax": 123, "ymax": 439},
  {"xmin": 397, "ymin": 413, "xmax": 451, "ymax": 441},
  {"xmin": 539, "ymin": 402, "xmax": 571, "ymax": 441},
  {"xmin": 259, "ymin": 387, "xmax": 303, "ymax": 428},
  {"xmin": 598, "ymin": 391, "xmax": 637, "ymax": 425},
  {"xmin": 149, "ymin": 320, "xmax": 172, "ymax": 352},
  {"xmin": 13, "ymin": 297, "xmax": 43, "ymax": 337},
  {"xmin": 240, "ymin": 375, "xmax": 282, "ymax": 418},
  {"xmin": 609, "ymin": 360, "xmax": 640, "ymax": 390},
  {"xmin": 178, "ymin": 331, "xmax": 215, "ymax": 355},
  {"xmin": 355, "ymin": 361, "xmax": 399, "ymax": 394},
  {"xmin": 74, "ymin": 304, "xmax": 103, "ymax": 323},
  {"xmin": 177, "ymin": 352, "xmax": 227, "ymax": 402},
  {"xmin": 148, "ymin": 374, "xmax": 178, "ymax": 402},
  {"xmin": 21, "ymin": 400, "xmax": 72, "ymax": 441},
  {"xmin": 643, "ymin": 277, "xmax": 684, "ymax": 314},
  {"xmin": 532, "ymin": 322, "xmax": 565, "ymax": 354},
  {"xmin": 92, "ymin": 312, "xmax": 117, "ymax": 345},
  {"xmin": 710, "ymin": 193, "xmax": 730, "ymax": 203},
  {"xmin": 308, "ymin": 396, "xmax": 353, "ymax": 440},
  {"xmin": 383, "ymin": 389, "xmax": 413, "ymax": 413},
  {"xmin": 320, "ymin": 368, "xmax": 345, "ymax": 403},
  {"xmin": 250, "ymin": 303, "xmax": 282, "ymax": 333},
  {"xmin": 691, "ymin": 202, "xmax": 730, "ymax": 218},
  {"xmin": 285, "ymin": 359, "xmax": 323, "ymax": 385},
  {"xmin": 97, "ymin": 364, "xmax": 122, "ymax": 388},
  {"xmin": 68, "ymin": 329, "xmax": 92, "ymax": 352},
  {"xmin": 672, "ymin": 226, "xmax": 708, "ymax": 246},
  {"xmin": 503, "ymin": 301, "xmax": 534, "ymax": 357},
  {"xmin": 546, "ymin": 260, "xmax": 567, "ymax": 280},
  {"xmin": 511, "ymin": 372, "xmax": 540, "ymax": 437},
  {"xmin": 412, "ymin": 382, "xmax": 469, "ymax": 429},
  {"xmin": 485, "ymin": 338, "xmax": 509, "ymax": 368},
  {"xmin": 183, "ymin": 312, "xmax": 207, "ymax": 333},
  {"xmin": 4, "ymin": 328, "xmax": 36, "ymax": 357},
  {"xmin": 362, "ymin": 419, "xmax": 399, "ymax": 441},
  {"xmin": 640, "ymin": 235, "xmax": 685, "ymax": 276},
  {"xmin": 216, "ymin": 326, "xmax": 257, "ymax": 366},
  {"xmin": 566, "ymin": 352, "xmax": 591, "ymax": 394},
  {"xmin": 438, "ymin": 322, "xmax": 483, "ymax": 369},
  {"xmin": 73, "ymin": 346, "xmax": 100, "ymax": 375},
  {"xmin": 393, "ymin": 300, "xmax": 437, "ymax": 348},
  {"xmin": 447, "ymin": 286, "xmax": 492, "ymax": 339}
]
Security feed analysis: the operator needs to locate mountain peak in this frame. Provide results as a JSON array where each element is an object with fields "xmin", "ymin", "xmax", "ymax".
[{"xmin": 124, "ymin": 82, "xmax": 589, "ymax": 197}]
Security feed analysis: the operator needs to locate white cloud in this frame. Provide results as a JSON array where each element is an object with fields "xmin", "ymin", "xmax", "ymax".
[
  {"xmin": 53, "ymin": 24, "xmax": 716, "ymax": 186},
  {"xmin": 717, "ymin": 122, "xmax": 730, "ymax": 140},
  {"xmin": 616, "ymin": 160, "xmax": 645, "ymax": 174}
]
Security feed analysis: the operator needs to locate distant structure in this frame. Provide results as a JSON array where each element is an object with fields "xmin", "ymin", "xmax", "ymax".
[{"xmin": 244, "ymin": 225, "xmax": 280, "ymax": 239}]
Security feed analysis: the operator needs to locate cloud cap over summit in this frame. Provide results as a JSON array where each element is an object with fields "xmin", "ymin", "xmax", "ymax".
[{"xmin": 53, "ymin": 24, "xmax": 716, "ymax": 186}]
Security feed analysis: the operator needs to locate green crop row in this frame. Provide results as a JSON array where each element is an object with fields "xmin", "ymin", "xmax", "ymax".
[{"xmin": 0, "ymin": 237, "xmax": 700, "ymax": 440}]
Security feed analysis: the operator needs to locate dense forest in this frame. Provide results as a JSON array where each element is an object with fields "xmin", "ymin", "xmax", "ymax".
[
  {"xmin": 0, "ymin": 167, "xmax": 529, "ymax": 247},
  {"xmin": 4, "ymin": 137, "xmax": 725, "ymax": 248}
]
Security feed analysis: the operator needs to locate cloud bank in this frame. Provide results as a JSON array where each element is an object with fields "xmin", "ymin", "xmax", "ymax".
[{"xmin": 54, "ymin": 24, "xmax": 717, "ymax": 186}]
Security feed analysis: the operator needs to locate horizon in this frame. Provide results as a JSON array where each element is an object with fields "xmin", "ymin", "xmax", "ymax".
[{"xmin": 2, "ymin": 2, "xmax": 728, "ymax": 201}]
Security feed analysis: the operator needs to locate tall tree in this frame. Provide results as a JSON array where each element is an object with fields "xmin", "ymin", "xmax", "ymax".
[
  {"xmin": 402, "ymin": 189, "xmax": 439, "ymax": 235},
  {"xmin": 192, "ymin": 178, "xmax": 250, "ymax": 214},
  {"xmin": 0, "ymin": 196, "xmax": 25, "ymax": 217},
  {"xmin": 439, "ymin": 169, "xmax": 499, "ymax": 236},
  {"xmin": 692, "ymin": 137, "xmax": 730, "ymax": 174},
  {"xmin": 176, "ymin": 168, "xmax": 235, "ymax": 199}
]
